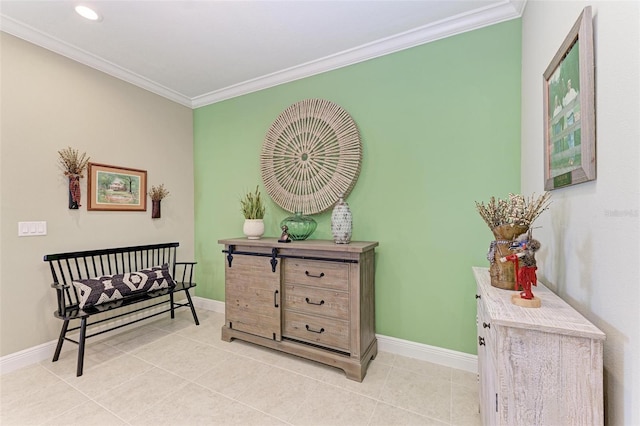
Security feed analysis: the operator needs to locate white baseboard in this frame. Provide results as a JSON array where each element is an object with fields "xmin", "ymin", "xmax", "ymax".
[
  {"xmin": 1, "ymin": 296, "xmax": 476, "ymax": 375},
  {"xmin": 376, "ymin": 334, "xmax": 477, "ymax": 374},
  {"xmin": 192, "ymin": 296, "xmax": 225, "ymax": 313},
  {"xmin": 0, "ymin": 340, "xmax": 60, "ymax": 375}
]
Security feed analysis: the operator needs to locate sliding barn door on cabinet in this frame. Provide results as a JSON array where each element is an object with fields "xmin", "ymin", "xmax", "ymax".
[{"xmin": 225, "ymin": 253, "xmax": 282, "ymax": 341}]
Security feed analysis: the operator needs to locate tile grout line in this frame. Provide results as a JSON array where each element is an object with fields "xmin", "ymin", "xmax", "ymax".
[
  {"xmin": 36, "ymin": 363, "xmax": 136, "ymax": 426},
  {"xmin": 365, "ymin": 355, "xmax": 394, "ymax": 426}
]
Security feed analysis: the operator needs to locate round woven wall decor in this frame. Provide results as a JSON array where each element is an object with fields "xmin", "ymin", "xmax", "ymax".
[{"xmin": 260, "ymin": 99, "xmax": 362, "ymax": 215}]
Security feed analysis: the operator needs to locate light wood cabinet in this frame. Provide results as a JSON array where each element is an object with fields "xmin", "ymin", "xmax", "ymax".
[
  {"xmin": 220, "ymin": 238, "xmax": 378, "ymax": 381},
  {"xmin": 473, "ymin": 267, "xmax": 605, "ymax": 425}
]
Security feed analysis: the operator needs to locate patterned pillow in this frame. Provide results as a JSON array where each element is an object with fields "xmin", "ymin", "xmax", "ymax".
[{"xmin": 72, "ymin": 264, "xmax": 176, "ymax": 309}]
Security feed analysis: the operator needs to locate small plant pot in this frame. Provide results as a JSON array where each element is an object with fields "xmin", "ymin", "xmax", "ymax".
[{"xmin": 243, "ymin": 219, "xmax": 264, "ymax": 239}]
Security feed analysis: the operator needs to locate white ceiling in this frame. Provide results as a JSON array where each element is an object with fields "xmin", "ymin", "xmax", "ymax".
[{"xmin": 1, "ymin": 0, "xmax": 524, "ymax": 108}]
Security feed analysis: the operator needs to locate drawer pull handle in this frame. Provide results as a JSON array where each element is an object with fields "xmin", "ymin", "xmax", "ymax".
[
  {"xmin": 305, "ymin": 325, "xmax": 325, "ymax": 334},
  {"xmin": 483, "ymin": 322, "xmax": 491, "ymax": 329},
  {"xmin": 305, "ymin": 271, "xmax": 325, "ymax": 278},
  {"xmin": 274, "ymin": 290, "xmax": 279, "ymax": 308},
  {"xmin": 478, "ymin": 336, "xmax": 485, "ymax": 346},
  {"xmin": 305, "ymin": 297, "xmax": 325, "ymax": 306}
]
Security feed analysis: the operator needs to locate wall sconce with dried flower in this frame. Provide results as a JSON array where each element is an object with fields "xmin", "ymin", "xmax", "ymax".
[
  {"xmin": 57, "ymin": 147, "xmax": 90, "ymax": 209},
  {"xmin": 148, "ymin": 184, "xmax": 169, "ymax": 219}
]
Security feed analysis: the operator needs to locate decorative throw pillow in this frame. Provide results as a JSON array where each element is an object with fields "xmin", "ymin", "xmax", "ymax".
[{"xmin": 72, "ymin": 264, "xmax": 176, "ymax": 309}]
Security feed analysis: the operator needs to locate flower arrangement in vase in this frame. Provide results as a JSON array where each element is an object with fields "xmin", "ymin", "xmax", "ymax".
[
  {"xmin": 57, "ymin": 147, "xmax": 90, "ymax": 209},
  {"xmin": 241, "ymin": 186, "xmax": 266, "ymax": 239},
  {"xmin": 148, "ymin": 184, "xmax": 170, "ymax": 218},
  {"xmin": 475, "ymin": 192, "xmax": 551, "ymax": 289}
]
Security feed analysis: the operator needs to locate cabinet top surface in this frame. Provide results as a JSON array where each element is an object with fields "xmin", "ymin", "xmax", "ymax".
[
  {"xmin": 218, "ymin": 238, "xmax": 378, "ymax": 253},
  {"xmin": 473, "ymin": 266, "xmax": 605, "ymax": 340}
]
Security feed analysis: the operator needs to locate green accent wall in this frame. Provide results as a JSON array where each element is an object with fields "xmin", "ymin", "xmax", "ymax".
[{"xmin": 194, "ymin": 19, "xmax": 522, "ymax": 355}]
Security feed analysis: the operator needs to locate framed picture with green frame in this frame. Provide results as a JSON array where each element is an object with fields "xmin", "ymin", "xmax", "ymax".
[{"xmin": 543, "ymin": 6, "xmax": 596, "ymax": 190}]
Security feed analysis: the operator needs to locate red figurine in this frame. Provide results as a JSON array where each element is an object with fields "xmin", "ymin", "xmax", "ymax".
[{"xmin": 501, "ymin": 238, "xmax": 541, "ymax": 300}]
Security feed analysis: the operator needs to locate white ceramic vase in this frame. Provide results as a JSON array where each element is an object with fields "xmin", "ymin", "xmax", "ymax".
[
  {"xmin": 331, "ymin": 194, "xmax": 352, "ymax": 244},
  {"xmin": 243, "ymin": 219, "xmax": 264, "ymax": 240}
]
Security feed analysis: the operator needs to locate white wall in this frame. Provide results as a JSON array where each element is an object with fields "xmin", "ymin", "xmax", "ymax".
[
  {"xmin": 0, "ymin": 33, "xmax": 195, "ymax": 356},
  {"xmin": 521, "ymin": 1, "xmax": 639, "ymax": 424}
]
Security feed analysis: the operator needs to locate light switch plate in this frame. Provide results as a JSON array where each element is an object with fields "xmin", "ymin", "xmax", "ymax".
[{"xmin": 18, "ymin": 221, "xmax": 47, "ymax": 236}]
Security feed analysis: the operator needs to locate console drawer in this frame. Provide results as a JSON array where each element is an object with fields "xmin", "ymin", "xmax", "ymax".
[
  {"xmin": 283, "ymin": 311, "xmax": 349, "ymax": 351},
  {"xmin": 283, "ymin": 259, "xmax": 349, "ymax": 291},
  {"xmin": 284, "ymin": 283, "xmax": 349, "ymax": 320}
]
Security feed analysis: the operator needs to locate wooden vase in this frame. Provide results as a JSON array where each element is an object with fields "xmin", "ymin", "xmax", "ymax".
[
  {"xmin": 152, "ymin": 200, "xmax": 161, "ymax": 219},
  {"xmin": 68, "ymin": 175, "xmax": 81, "ymax": 209},
  {"xmin": 489, "ymin": 224, "xmax": 529, "ymax": 290}
]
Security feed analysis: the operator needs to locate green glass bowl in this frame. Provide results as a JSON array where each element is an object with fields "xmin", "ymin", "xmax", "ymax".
[{"xmin": 280, "ymin": 212, "xmax": 317, "ymax": 240}]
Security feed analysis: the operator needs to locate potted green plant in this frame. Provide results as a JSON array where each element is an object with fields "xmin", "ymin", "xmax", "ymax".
[{"xmin": 241, "ymin": 186, "xmax": 266, "ymax": 239}]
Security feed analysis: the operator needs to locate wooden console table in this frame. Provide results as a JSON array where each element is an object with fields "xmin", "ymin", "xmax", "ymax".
[
  {"xmin": 473, "ymin": 266, "xmax": 605, "ymax": 425},
  {"xmin": 219, "ymin": 238, "xmax": 378, "ymax": 381}
]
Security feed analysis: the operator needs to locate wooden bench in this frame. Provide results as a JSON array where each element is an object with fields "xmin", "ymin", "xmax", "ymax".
[{"xmin": 44, "ymin": 242, "xmax": 199, "ymax": 376}]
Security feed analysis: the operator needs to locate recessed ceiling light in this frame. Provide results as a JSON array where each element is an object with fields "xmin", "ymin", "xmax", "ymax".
[{"xmin": 75, "ymin": 5, "xmax": 101, "ymax": 21}]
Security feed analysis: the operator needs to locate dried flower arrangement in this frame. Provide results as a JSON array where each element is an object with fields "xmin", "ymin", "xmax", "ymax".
[
  {"xmin": 476, "ymin": 192, "xmax": 551, "ymax": 230},
  {"xmin": 148, "ymin": 184, "xmax": 170, "ymax": 201},
  {"xmin": 477, "ymin": 192, "xmax": 551, "ymax": 290},
  {"xmin": 241, "ymin": 186, "xmax": 266, "ymax": 219},
  {"xmin": 57, "ymin": 147, "xmax": 90, "ymax": 177}
]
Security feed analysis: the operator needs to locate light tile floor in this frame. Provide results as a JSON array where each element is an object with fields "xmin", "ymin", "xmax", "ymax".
[{"xmin": 1, "ymin": 310, "xmax": 480, "ymax": 426}]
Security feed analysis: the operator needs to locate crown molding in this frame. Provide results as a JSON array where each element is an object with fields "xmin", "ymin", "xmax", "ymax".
[
  {"xmin": 0, "ymin": 15, "xmax": 193, "ymax": 107},
  {"xmin": 191, "ymin": 0, "xmax": 525, "ymax": 108},
  {"xmin": 2, "ymin": 0, "xmax": 525, "ymax": 110}
]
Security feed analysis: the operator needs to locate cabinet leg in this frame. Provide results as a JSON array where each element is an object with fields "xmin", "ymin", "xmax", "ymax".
[
  {"xmin": 221, "ymin": 325, "xmax": 234, "ymax": 342},
  {"xmin": 344, "ymin": 339, "xmax": 378, "ymax": 382}
]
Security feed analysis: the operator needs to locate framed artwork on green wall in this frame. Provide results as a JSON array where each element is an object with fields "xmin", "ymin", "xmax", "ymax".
[{"xmin": 543, "ymin": 6, "xmax": 595, "ymax": 190}]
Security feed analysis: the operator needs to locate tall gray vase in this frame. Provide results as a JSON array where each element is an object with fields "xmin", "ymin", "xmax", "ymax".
[{"xmin": 331, "ymin": 194, "xmax": 352, "ymax": 244}]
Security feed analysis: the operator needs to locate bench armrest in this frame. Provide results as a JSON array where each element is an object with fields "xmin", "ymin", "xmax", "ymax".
[
  {"xmin": 50, "ymin": 282, "xmax": 70, "ymax": 316},
  {"xmin": 51, "ymin": 282, "xmax": 70, "ymax": 290},
  {"xmin": 174, "ymin": 261, "xmax": 197, "ymax": 285}
]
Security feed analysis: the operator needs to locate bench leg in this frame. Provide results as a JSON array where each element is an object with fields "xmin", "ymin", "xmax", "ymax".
[
  {"xmin": 184, "ymin": 289, "xmax": 200, "ymax": 325},
  {"xmin": 52, "ymin": 319, "xmax": 69, "ymax": 362},
  {"xmin": 170, "ymin": 292, "xmax": 175, "ymax": 319},
  {"xmin": 77, "ymin": 317, "xmax": 87, "ymax": 377}
]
